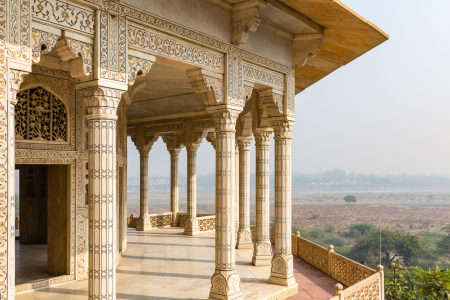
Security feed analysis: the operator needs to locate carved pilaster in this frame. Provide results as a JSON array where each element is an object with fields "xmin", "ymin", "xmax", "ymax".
[
  {"xmin": 131, "ymin": 125, "xmax": 157, "ymax": 231},
  {"xmin": 80, "ymin": 85, "xmax": 123, "ymax": 300},
  {"xmin": 1, "ymin": 69, "xmax": 29, "ymax": 299},
  {"xmin": 268, "ymin": 120, "xmax": 296, "ymax": 286},
  {"xmin": 208, "ymin": 109, "xmax": 243, "ymax": 300},
  {"xmin": 252, "ymin": 129, "xmax": 273, "ymax": 266},
  {"xmin": 232, "ymin": 0, "xmax": 267, "ymax": 45},
  {"xmin": 235, "ymin": 142, "xmax": 240, "ymax": 235},
  {"xmin": 184, "ymin": 143, "xmax": 201, "ymax": 236},
  {"xmin": 236, "ymin": 137, "xmax": 253, "ymax": 249}
]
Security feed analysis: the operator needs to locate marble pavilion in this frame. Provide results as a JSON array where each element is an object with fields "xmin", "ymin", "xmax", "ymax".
[{"xmin": 1, "ymin": 0, "xmax": 388, "ymax": 299}]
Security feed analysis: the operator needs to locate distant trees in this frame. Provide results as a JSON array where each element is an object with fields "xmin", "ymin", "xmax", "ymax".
[
  {"xmin": 311, "ymin": 214, "xmax": 320, "ymax": 219},
  {"xmin": 344, "ymin": 195, "xmax": 357, "ymax": 204},
  {"xmin": 437, "ymin": 224, "xmax": 450, "ymax": 256},
  {"xmin": 351, "ymin": 229, "xmax": 425, "ymax": 267}
]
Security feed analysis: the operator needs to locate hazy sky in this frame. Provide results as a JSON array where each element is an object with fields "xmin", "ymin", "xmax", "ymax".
[{"xmin": 127, "ymin": 0, "xmax": 450, "ymax": 178}]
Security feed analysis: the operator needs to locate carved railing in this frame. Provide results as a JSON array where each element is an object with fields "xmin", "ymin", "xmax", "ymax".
[
  {"xmin": 149, "ymin": 212, "xmax": 172, "ymax": 228},
  {"xmin": 291, "ymin": 232, "xmax": 384, "ymax": 300},
  {"xmin": 128, "ymin": 212, "xmax": 215, "ymax": 231},
  {"xmin": 197, "ymin": 215, "xmax": 216, "ymax": 233}
]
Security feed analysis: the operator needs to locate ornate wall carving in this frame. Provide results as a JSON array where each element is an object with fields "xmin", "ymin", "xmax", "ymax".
[
  {"xmin": 243, "ymin": 62, "xmax": 284, "ymax": 91},
  {"xmin": 31, "ymin": 28, "xmax": 59, "ymax": 63},
  {"xmin": 128, "ymin": 23, "xmax": 224, "ymax": 74},
  {"xmin": 31, "ymin": 0, "xmax": 94, "ymax": 36},
  {"xmin": 15, "ymin": 87, "xmax": 69, "ymax": 142}
]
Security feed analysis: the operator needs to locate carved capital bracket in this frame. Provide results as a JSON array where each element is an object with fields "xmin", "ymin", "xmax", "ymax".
[
  {"xmin": 8, "ymin": 69, "xmax": 29, "ymax": 104},
  {"xmin": 206, "ymin": 131, "xmax": 217, "ymax": 150},
  {"xmin": 210, "ymin": 109, "xmax": 239, "ymax": 132},
  {"xmin": 186, "ymin": 68, "xmax": 224, "ymax": 106},
  {"xmin": 292, "ymin": 34, "xmax": 324, "ymax": 68},
  {"xmin": 127, "ymin": 50, "xmax": 156, "ymax": 86},
  {"xmin": 54, "ymin": 33, "xmax": 94, "ymax": 79},
  {"xmin": 79, "ymin": 86, "xmax": 123, "ymax": 118},
  {"xmin": 253, "ymin": 129, "xmax": 272, "ymax": 146},
  {"xmin": 31, "ymin": 29, "xmax": 60, "ymax": 64},
  {"xmin": 162, "ymin": 134, "xmax": 183, "ymax": 152},
  {"xmin": 232, "ymin": 0, "xmax": 267, "ymax": 46},
  {"xmin": 258, "ymin": 88, "xmax": 284, "ymax": 118},
  {"xmin": 131, "ymin": 124, "xmax": 158, "ymax": 154},
  {"xmin": 181, "ymin": 120, "xmax": 210, "ymax": 147},
  {"xmin": 236, "ymin": 114, "xmax": 252, "ymax": 137},
  {"xmin": 270, "ymin": 120, "xmax": 293, "ymax": 139},
  {"xmin": 237, "ymin": 136, "xmax": 252, "ymax": 151}
]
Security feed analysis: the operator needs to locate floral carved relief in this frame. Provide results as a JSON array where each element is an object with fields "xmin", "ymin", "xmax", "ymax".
[{"xmin": 31, "ymin": 29, "xmax": 60, "ymax": 63}]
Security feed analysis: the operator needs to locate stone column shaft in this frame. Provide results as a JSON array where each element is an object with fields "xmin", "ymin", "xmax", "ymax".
[
  {"xmin": 235, "ymin": 143, "xmax": 239, "ymax": 244},
  {"xmin": 136, "ymin": 150, "xmax": 151, "ymax": 231},
  {"xmin": 268, "ymin": 121, "xmax": 296, "ymax": 286},
  {"xmin": 82, "ymin": 86, "xmax": 123, "ymax": 300},
  {"xmin": 252, "ymin": 130, "xmax": 272, "ymax": 266},
  {"xmin": 170, "ymin": 149, "xmax": 181, "ymax": 226},
  {"xmin": 184, "ymin": 144, "xmax": 200, "ymax": 235},
  {"xmin": 236, "ymin": 138, "xmax": 253, "ymax": 249},
  {"xmin": 209, "ymin": 109, "xmax": 243, "ymax": 300}
]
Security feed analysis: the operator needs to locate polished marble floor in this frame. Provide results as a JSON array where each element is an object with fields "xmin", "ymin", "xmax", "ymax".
[
  {"xmin": 16, "ymin": 228, "xmax": 338, "ymax": 299},
  {"xmin": 16, "ymin": 241, "xmax": 55, "ymax": 285}
]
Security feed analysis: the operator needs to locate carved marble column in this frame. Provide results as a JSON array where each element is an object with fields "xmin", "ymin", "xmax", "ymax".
[
  {"xmin": 184, "ymin": 143, "xmax": 201, "ymax": 236},
  {"xmin": 1, "ymin": 70, "xmax": 28, "ymax": 299},
  {"xmin": 169, "ymin": 149, "xmax": 181, "ymax": 226},
  {"xmin": 268, "ymin": 120, "xmax": 296, "ymax": 286},
  {"xmin": 137, "ymin": 149, "xmax": 151, "ymax": 231},
  {"xmin": 252, "ymin": 129, "xmax": 273, "ymax": 266},
  {"xmin": 236, "ymin": 137, "xmax": 253, "ymax": 249},
  {"xmin": 81, "ymin": 86, "xmax": 123, "ymax": 300},
  {"xmin": 235, "ymin": 142, "xmax": 240, "ymax": 242},
  {"xmin": 132, "ymin": 126, "xmax": 155, "ymax": 231},
  {"xmin": 209, "ymin": 110, "xmax": 243, "ymax": 300}
]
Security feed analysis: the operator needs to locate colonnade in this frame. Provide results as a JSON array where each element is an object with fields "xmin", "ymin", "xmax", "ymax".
[{"xmin": 131, "ymin": 115, "xmax": 295, "ymax": 297}]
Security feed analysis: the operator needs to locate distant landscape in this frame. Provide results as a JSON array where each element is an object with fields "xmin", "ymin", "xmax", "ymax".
[{"xmin": 127, "ymin": 169, "xmax": 450, "ymax": 272}]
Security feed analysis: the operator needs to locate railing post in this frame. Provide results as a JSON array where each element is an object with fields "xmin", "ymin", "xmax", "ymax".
[
  {"xmin": 328, "ymin": 245, "xmax": 335, "ymax": 276},
  {"xmin": 333, "ymin": 283, "xmax": 343, "ymax": 300},
  {"xmin": 377, "ymin": 265, "xmax": 385, "ymax": 300}
]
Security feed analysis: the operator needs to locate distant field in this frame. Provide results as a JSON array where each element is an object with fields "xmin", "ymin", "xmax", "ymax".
[{"xmin": 127, "ymin": 190, "xmax": 450, "ymax": 234}]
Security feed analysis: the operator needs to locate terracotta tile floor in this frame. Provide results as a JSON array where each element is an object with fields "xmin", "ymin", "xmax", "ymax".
[{"xmin": 287, "ymin": 255, "xmax": 341, "ymax": 300}]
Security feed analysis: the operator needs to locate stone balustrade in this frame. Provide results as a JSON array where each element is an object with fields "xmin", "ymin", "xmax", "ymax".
[{"xmin": 128, "ymin": 212, "xmax": 215, "ymax": 233}]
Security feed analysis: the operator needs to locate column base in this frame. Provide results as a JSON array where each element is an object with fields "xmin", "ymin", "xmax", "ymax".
[
  {"xmin": 252, "ymin": 241, "xmax": 272, "ymax": 266},
  {"xmin": 136, "ymin": 215, "xmax": 152, "ymax": 231},
  {"xmin": 171, "ymin": 213, "xmax": 178, "ymax": 227},
  {"xmin": 268, "ymin": 254, "xmax": 296, "ymax": 286},
  {"xmin": 236, "ymin": 228, "xmax": 253, "ymax": 249},
  {"xmin": 208, "ymin": 270, "xmax": 244, "ymax": 300},
  {"xmin": 184, "ymin": 218, "xmax": 200, "ymax": 236}
]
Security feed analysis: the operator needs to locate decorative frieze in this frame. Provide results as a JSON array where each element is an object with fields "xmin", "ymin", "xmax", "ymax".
[
  {"xmin": 31, "ymin": 0, "xmax": 94, "ymax": 36},
  {"xmin": 128, "ymin": 23, "xmax": 224, "ymax": 73},
  {"xmin": 243, "ymin": 62, "xmax": 284, "ymax": 91}
]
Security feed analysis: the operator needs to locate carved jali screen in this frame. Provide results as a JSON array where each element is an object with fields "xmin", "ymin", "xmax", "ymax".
[{"xmin": 15, "ymin": 87, "xmax": 68, "ymax": 142}]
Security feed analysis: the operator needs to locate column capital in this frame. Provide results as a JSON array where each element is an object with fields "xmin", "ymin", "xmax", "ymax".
[
  {"xmin": 8, "ymin": 69, "xmax": 29, "ymax": 104},
  {"xmin": 185, "ymin": 143, "xmax": 201, "ymax": 154},
  {"xmin": 271, "ymin": 120, "xmax": 294, "ymax": 139},
  {"xmin": 79, "ymin": 85, "xmax": 124, "ymax": 119},
  {"xmin": 237, "ymin": 136, "xmax": 252, "ymax": 151},
  {"xmin": 169, "ymin": 148, "xmax": 182, "ymax": 159},
  {"xmin": 131, "ymin": 124, "xmax": 157, "ymax": 154},
  {"xmin": 210, "ymin": 109, "xmax": 240, "ymax": 131},
  {"xmin": 253, "ymin": 129, "xmax": 272, "ymax": 145},
  {"xmin": 162, "ymin": 134, "xmax": 183, "ymax": 152}
]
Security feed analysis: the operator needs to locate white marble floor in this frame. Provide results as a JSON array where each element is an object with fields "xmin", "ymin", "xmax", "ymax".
[
  {"xmin": 15, "ymin": 241, "xmax": 55, "ymax": 285},
  {"xmin": 16, "ymin": 228, "xmax": 296, "ymax": 300}
]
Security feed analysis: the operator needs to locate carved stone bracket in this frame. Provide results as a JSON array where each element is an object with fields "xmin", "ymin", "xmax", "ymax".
[
  {"xmin": 292, "ymin": 34, "xmax": 324, "ymax": 68},
  {"xmin": 127, "ymin": 51, "xmax": 156, "ymax": 86},
  {"xmin": 258, "ymin": 88, "xmax": 284, "ymax": 118},
  {"xmin": 54, "ymin": 34, "xmax": 94, "ymax": 79},
  {"xmin": 31, "ymin": 29, "xmax": 60, "ymax": 63},
  {"xmin": 162, "ymin": 134, "xmax": 183, "ymax": 151},
  {"xmin": 187, "ymin": 68, "xmax": 224, "ymax": 106},
  {"xmin": 232, "ymin": 0, "xmax": 267, "ymax": 46},
  {"xmin": 131, "ymin": 124, "xmax": 158, "ymax": 154},
  {"xmin": 206, "ymin": 131, "xmax": 217, "ymax": 149}
]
